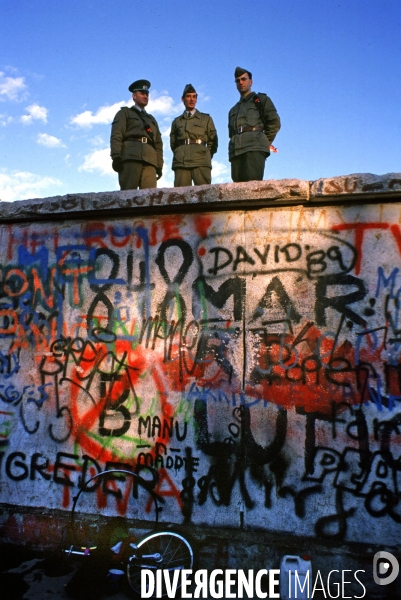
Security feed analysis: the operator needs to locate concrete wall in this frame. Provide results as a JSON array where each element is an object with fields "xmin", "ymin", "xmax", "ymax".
[{"xmin": 1, "ymin": 172, "xmax": 401, "ymax": 550}]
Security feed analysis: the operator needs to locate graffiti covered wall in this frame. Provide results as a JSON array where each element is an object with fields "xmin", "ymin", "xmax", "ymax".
[{"xmin": 1, "ymin": 175, "xmax": 401, "ymax": 546}]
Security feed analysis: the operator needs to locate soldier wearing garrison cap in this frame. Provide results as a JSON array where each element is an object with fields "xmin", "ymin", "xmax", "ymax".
[
  {"xmin": 170, "ymin": 83, "xmax": 218, "ymax": 186},
  {"xmin": 228, "ymin": 67, "xmax": 280, "ymax": 182},
  {"xmin": 110, "ymin": 79, "xmax": 163, "ymax": 190}
]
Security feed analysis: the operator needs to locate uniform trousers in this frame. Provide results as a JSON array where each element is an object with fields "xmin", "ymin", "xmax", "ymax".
[
  {"xmin": 230, "ymin": 151, "xmax": 267, "ymax": 183},
  {"xmin": 174, "ymin": 166, "xmax": 211, "ymax": 187},
  {"xmin": 118, "ymin": 161, "xmax": 157, "ymax": 190}
]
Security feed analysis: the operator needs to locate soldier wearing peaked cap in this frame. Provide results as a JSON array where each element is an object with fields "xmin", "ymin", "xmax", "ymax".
[
  {"xmin": 110, "ymin": 79, "xmax": 163, "ymax": 190},
  {"xmin": 170, "ymin": 83, "xmax": 218, "ymax": 187},
  {"xmin": 228, "ymin": 67, "xmax": 280, "ymax": 182}
]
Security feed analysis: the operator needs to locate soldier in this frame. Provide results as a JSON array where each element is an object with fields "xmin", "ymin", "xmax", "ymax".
[
  {"xmin": 228, "ymin": 67, "xmax": 280, "ymax": 183},
  {"xmin": 110, "ymin": 79, "xmax": 163, "ymax": 190},
  {"xmin": 170, "ymin": 84, "xmax": 218, "ymax": 186}
]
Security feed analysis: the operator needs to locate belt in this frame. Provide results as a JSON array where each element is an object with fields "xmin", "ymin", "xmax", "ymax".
[
  {"xmin": 179, "ymin": 139, "xmax": 207, "ymax": 146},
  {"xmin": 124, "ymin": 136, "xmax": 154, "ymax": 146},
  {"xmin": 236, "ymin": 126, "xmax": 264, "ymax": 134}
]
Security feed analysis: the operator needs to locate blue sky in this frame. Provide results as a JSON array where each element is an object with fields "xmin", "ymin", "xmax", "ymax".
[{"xmin": 1, "ymin": 0, "xmax": 400, "ymax": 202}]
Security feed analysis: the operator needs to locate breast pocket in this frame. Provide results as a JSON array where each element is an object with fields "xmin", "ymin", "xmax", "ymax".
[
  {"xmin": 127, "ymin": 113, "xmax": 142, "ymax": 134},
  {"xmin": 175, "ymin": 124, "xmax": 185, "ymax": 139},
  {"xmin": 187, "ymin": 122, "xmax": 205, "ymax": 140},
  {"xmin": 246, "ymin": 105, "xmax": 262, "ymax": 127}
]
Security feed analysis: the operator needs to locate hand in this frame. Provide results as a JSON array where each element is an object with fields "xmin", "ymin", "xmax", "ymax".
[
  {"xmin": 156, "ymin": 168, "xmax": 162, "ymax": 180},
  {"xmin": 112, "ymin": 157, "xmax": 123, "ymax": 172}
]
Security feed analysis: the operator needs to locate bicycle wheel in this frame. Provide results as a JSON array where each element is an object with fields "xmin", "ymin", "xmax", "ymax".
[{"xmin": 127, "ymin": 531, "xmax": 194, "ymax": 597}]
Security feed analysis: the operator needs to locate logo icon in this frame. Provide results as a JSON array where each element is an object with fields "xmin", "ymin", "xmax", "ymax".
[{"xmin": 373, "ymin": 551, "xmax": 399, "ymax": 586}]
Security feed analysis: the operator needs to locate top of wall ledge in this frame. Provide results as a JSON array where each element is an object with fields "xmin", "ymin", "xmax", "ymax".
[{"xmin": 1, "ymin": 172, "xmax": 401, "ymax": 223}]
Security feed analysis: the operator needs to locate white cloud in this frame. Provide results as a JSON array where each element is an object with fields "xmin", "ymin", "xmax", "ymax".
[
  {"xmin": 158, "ymin": 170, "xmax": 174, "ymax": 188},
  {"xmin": 147, "ymin": 92, "xmax": 181, "ymax": 117},
  {"xmin": 161, "ymin": 125, "xmax": 171, "ymax": 140},
  {"xmin": 70, "ymin": 91, "xmax": 181, "ymax": 129},
  {"xmin": 21, "ymin": 103, "xmax": 48, "ymax": 124},
  {"xmin": 78, "ymin": 147, "xmax": 114, "ymax": 175},
  {"xmin": 71, "ymin": 101, "xmax": 129, "ymax": 128},
  {"xmin": 90, "ymin": 135, "xmax": 106, "ymax": 147},
  {"xmin": 0, "ymin": 71, "xmax": 26, "ymax": 101},
  {"xmin": 78, "ymin": 146, "xmax": 175, "ymax": 188},
  {"xmin": 37, "ymin": 133, "xmax": 66, "ymax": 148},
  {"xmin": 212, "ymin": 160, "xmax": 231, "ymax": 183},
  {"xmin": 0, "ymin": 114, "xmax": 12, "ymax": 126},
  {"xmin": 0, "ymin": 170, "xmax": 62, "ymax": 202}
]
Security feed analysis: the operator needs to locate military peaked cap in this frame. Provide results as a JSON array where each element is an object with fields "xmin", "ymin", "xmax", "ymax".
[
  {"xmin": 129, "ymin": 79, "xmax": 151, "ymax": 93},
  {"xmin": 234, "ymin": 66, "xmax": 252, "ymax": 79},
  {"xmin": 182, "ymin": 83, "xmax": 197, "ymax": 96}
]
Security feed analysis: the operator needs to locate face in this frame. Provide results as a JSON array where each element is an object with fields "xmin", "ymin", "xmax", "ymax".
[
  {"xmin": 182, "ymin": 92, "xmax": 198, "ymax": 111},
  {"xmin": 235, "ymin": 73, "xmax": 252, "ymax": 97},
  {"xmin": 132, "ymin": 90, "xmax": 149, "ymax": 109}
]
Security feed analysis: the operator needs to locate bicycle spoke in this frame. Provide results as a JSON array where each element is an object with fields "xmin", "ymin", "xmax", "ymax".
[{"xmin": 127, "ymin": 532, "xmax": 193, "ymax": 597}]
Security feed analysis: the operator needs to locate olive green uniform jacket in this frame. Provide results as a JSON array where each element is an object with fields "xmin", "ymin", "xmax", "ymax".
[
  {"xmin": 170, "ymin": 110, "xmax": 218, "ymax": 170},
  {"xmin": 110, "ymin": 106, "xmax": 163, "ymax": 170},
  {"xmin": 228, "ymin": 92, "xmax": 280, "ymax": 161}
]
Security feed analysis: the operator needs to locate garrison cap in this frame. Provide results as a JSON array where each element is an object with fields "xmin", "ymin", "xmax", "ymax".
[
  {"xmin": 129, "ymin": 79, "xmax": 151, "ymax": 93},
  {"xmin": 234, "ymin": 66, "xmax": 252, "ymax": 79},
  {"xmin": 182, "ymin": 83, "xmax": 197, "ymax": 96}
]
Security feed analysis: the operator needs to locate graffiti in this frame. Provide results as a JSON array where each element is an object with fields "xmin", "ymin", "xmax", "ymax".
[
  {"xmin": 204, "ymin": 239, "xmax": 356, "ymax": 278},
  {"xmin": 194, "ymin": 404, "xmax": 288, "ymax": 510},
  {"xmin": 1, "ymin": 206, "xmax": 401, "ymax": 545}
]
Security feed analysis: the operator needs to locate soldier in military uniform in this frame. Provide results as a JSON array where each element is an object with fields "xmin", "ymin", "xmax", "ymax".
[
  {"xmin": 110, "ymin": 79, "xmax": 163, "ymax": 190},
  {"xmin": 228, "ymin": 67, "xmax": 280, "ymax": 183},
  {"xmin": 170, "ymin": 84, "xmax": 218, "ymax": 186}
]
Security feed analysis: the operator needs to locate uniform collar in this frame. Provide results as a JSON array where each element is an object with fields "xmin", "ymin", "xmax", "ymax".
[{"xmin": 240, "ymin": 91, "xmax": 255, "ymax": 103}]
